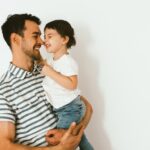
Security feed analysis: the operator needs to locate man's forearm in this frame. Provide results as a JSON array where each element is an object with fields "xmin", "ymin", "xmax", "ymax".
[
  {"xmin": 1, "ymin": 140, "xmax": 62, "ymax": 150},
  {"xmin": 72, "ymin": 96, "xmax": 93, "ymax": 135},
  {"xmin": 80, "ymin": 96, "xmax": 93, "ymax": 128}
]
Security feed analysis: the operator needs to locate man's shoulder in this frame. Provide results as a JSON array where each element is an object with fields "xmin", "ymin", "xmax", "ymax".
[{"xmin": 0, "ymin": 71, "xmax": 10, "ymax": 86}]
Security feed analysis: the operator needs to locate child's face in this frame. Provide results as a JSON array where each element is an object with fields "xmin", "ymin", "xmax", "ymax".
[{"xmin": 44, "ymin": 28, "xmax": 67, "ymax": 54}]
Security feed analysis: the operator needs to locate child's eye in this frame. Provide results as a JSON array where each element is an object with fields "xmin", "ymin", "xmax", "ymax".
[{"xmin": 44, "ymin": 35, "xmax": 52, "ymax": 40}]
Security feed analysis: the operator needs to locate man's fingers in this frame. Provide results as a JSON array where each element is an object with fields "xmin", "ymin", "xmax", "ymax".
[
  {"xmin": 46, "ymin": 129, "xmax": 57, "ymax": 136},
  {"xmin": 60, "ymin": 122, "xmax": 84, "ymax": 149},
  {"xmin": 77, "ymin": 125, "xmax": 84, "ymax": 139},
  {"xmin": 62, "ymin": 122, "xmax": 76, "ymax": 141},
  {"xmin": 67, "ymin": 122, "xmax": 76, "ymax": 134},
  {"xmin": 72, "ymin": 123, "xmax": 83, "ymax": 135},
  {"xmin": 45, "ymin": 136, "xmax": 59, "ymax": 146}
]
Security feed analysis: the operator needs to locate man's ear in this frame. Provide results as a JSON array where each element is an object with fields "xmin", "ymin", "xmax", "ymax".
[{"xmin": 10, "ymin": 33, "xmax": 22, "ymax": 46}]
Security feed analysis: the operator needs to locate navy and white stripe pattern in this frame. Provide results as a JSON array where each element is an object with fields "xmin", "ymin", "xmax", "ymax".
[{"xmin": 0, "ymin": 63, "xmax": 57, "ymax": 146}]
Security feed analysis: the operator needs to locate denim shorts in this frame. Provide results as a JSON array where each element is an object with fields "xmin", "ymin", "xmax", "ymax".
[{"xmin": 54, "ymin": 96, "xmax": 86, "ymax": 129}]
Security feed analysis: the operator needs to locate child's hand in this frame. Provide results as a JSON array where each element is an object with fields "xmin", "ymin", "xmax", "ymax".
[
  {"xmin": 39, "ymin": 59, "xmax": 48, "ymax": 66},
  {"xmin": 41, "ymin": 64, "xmax": 54, "ymax": 76}
]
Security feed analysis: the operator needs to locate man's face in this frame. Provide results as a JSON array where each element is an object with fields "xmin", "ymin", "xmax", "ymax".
[{"xmin": 20, "ymin": 20, "xmax": 43, "ymax": 61}]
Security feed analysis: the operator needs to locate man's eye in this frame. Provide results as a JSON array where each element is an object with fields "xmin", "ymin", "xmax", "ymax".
[
  {"xmin": 33, "ymin": 35, "xmax": 38, "ymax": 39},
  {"xmin": 48, "ymin": 36, "xmax": 52, "ymax": 39}
]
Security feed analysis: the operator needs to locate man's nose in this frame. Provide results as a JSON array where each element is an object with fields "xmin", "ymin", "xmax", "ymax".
[
  {"xmin": 38, "ymin": 37, "xmax": 44, "ymax": 45},
  {"xmin": 44, "ymin": 39, "xmax": 47, "ymax": 45}
]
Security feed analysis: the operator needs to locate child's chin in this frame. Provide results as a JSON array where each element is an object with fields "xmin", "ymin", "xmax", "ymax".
[{"xmin": 48, "ymin": 50, "xmax": 53, "ymax": 53}]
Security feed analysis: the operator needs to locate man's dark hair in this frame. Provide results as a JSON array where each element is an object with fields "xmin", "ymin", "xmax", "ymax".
[
  {"xmin": 44, "ymin": 20, "xmax": 76, "ymax": 49},
  {"xmin": 1, "ymin": 13, "xmax": 41, "ymax": 48}
]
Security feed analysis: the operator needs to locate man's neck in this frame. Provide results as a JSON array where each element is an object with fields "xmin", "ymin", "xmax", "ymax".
[{"xmin": 12, "ymin": 57, "xmax": 34, "ymax": 72}]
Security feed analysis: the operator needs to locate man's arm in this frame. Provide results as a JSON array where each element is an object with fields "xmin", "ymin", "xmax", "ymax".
[
  {"xmin": 79, "ymin": 96, "xmax": 93, "ymax": 128},
  {"xmin": 72, "ymin": 96, "xmax": 93, "ymax": 135},
  {"xmin": 0, "ymin": 121, "xmax": 83, "ymax": 150},
  {"xmin": 46, "ymin": 96, "xmax": 93, "ymax": 144}
]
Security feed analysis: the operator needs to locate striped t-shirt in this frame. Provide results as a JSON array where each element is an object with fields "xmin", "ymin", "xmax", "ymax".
[{"xmin": 0, "ymin": 63, "xmax": 57, "ymax": 146}]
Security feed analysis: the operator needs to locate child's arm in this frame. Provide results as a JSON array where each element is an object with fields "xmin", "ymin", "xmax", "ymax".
[{"xmin": 41, "ymin": 64, "xmax": 78, "ymax": 90}]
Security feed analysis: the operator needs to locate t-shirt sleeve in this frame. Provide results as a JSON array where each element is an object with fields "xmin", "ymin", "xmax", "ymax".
[
  {"xmin": 60, "ymin": 57, "xmax": 79, "ymax": 76},
  {"xmin": 0, "ymin": 94, "xmax": 16, "ymax": 123}
]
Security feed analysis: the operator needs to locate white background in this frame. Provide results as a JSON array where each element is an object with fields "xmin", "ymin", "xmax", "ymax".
[{"xmin": 0, "ymin": 0, "xmax": 150, "ymax": 150}]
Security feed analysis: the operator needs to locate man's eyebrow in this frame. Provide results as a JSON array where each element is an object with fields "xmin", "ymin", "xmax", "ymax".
[
  {"xmin": 32, "ymin": 32, "xmax": 41, "ymax": 35},
  {"xmin": 46, "ymin": 33, "xmax": 52, "ymax": 36}
]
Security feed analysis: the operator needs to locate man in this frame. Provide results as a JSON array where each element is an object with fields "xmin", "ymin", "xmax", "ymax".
[{"xmin": 0, "ymin": 14, "xmax": 92, "ymax": 150}]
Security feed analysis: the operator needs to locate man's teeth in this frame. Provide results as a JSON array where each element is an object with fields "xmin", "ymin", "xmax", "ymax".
[{"xmin": 35, "ymin": 47, "xmax": 40, "ymax": 50}]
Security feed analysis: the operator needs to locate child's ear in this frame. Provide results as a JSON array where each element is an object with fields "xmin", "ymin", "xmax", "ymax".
[
  {"xmin": 63, "ymin": 36, "xmax": 69, "ymax": 45},
  {"xmin": 10, "ymin": 33, "xmax": 22, "ymax": 46}
]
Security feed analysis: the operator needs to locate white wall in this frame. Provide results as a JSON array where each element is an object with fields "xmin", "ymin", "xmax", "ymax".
[{"xmin": 0, "ymin": 0, "xmax": 150, "ymax": 150}]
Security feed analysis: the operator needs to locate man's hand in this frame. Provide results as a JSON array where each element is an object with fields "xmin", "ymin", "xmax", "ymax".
[
  {"xmin": 46, "ymin": 122, "xmax": 84, "ymax": 150},
  {"xmin": 46, "ymin": 96, "xmax": 93, "ymax": 145},
  {"xmin": 46, "ymin": 129, "xmax": 65, "ymax": 146},
  {"xmin": 60, "ymin": 122, "xmax": 84, "ymax": 150}
]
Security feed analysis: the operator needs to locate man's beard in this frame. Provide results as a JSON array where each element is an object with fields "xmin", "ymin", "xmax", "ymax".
[
  {"xmin": 31, "ymin": 49, "xmax": 43, "ymax": 66},
  {"xmin": 32, "ymin": 55, "xmax": 41, "ymax": 61},
  {"xmin": 32, "ymin": 45, "xmax": 42, "ymax": 61}
]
